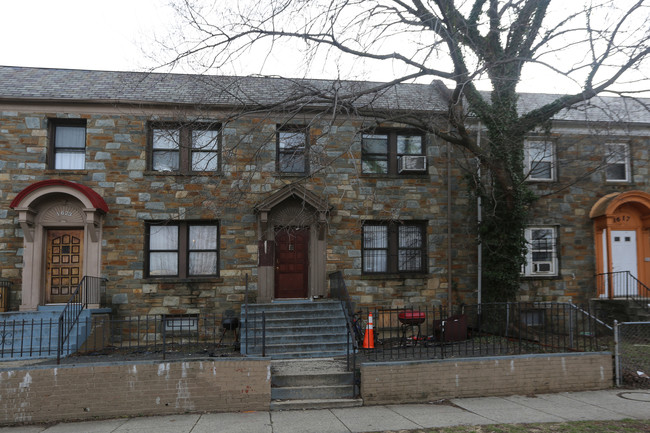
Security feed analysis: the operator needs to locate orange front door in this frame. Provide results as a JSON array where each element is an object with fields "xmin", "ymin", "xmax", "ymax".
[
  {"xmin": 46, "ymin": 229, "xmax": 83, "ymax": 303},
  {"xmin": 274, "ymin": 228, "xmax": 309, "ymax": 298}
]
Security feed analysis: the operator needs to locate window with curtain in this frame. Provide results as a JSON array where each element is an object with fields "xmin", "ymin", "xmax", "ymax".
[
  {"xmin": 525, "ymin": 140, "xmax": 555, "ymax": 181},
  {"xmin": 146, "ymin": 221, "xmax": 219, "ymax": 278},
  {"xmin": 277, "ymin": 127, "xmax": 308, "ymax": 173},
  {"xmin": 605, "ymin": 143, "xmax": 630, "ymax": 182},
  {"xmin": 362, "ymin": 221, "xmax": 426, "ymax": 274},
  {"xmin": 361, "ymin": 131, "xmax": 424, "ymax": 175},
  {"xmin": 50, "ymin": 120, "xmax": 86, "ymax": 170},
  {"xmin": 150, "ymin": 122, "xmax": 221, "ymax": 173}
]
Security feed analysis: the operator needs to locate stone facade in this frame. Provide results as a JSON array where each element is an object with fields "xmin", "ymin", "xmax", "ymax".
[
  {"xmin": 1, "ymin": 67, "xmax": 649, "ymax": 318},
  {"xmin": 0, "ymin": 105, "xmax": 475, "ymax": 316}
]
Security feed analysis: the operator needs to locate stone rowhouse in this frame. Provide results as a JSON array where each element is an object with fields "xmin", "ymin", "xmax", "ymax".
[{"xmin": 0, "ymin": 65, "xmax": 649, "ymax": 318}]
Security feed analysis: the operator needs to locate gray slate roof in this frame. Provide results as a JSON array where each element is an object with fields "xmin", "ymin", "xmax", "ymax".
[
  {"xmin": 0, "ymin": 65, "xmax": 648, "ymax": 123},
  {"xmin": 0, "ymin": 65, "xmax": 449, "ymax": 113}
]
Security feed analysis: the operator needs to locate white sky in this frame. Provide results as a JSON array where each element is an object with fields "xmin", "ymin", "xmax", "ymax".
[
  {"xmin": 1, "ymin": 1, "xmax": 647, "ymax": 96},
  {"xmin": 1, "ymin": 0, "xmax": 171, "ymax": 72}
]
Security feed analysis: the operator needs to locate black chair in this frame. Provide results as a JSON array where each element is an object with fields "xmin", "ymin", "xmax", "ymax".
[{"xmin": 218, "ymin": 309, "xmax": 240, "ymax": 346}]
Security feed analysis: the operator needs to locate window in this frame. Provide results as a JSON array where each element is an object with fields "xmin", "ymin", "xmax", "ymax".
[
  {"xmin": 522, "ymin": 227, "xmax": 557, "ymax": 276},
  {"xmin": 362, "ymin": 132, "xmax": 425, "ymax": 175},
  {"xmin": 49, "ymin": 120, "xmax": 86, "ymax": 170},
  {"xmin": 146, "ymin": 222, "xmax": 219, "ymax": 278},
  {"xmin": 605, "ymin": 143, "xmax": 630, "ymax": 182},
  {"xmin": 362, "ymin": 222, "xmax": 426, "ymax": 274},
  {"xmin": 525, "ymin": 140, "xmax": 555, "ymax": 181},
  {"xmin": 277, "ymin": 127, "xmax": 308, "ymax": 173},
  {"xmin": 150, "ymin": 123, "xmax": 221, "ymax": 173}
]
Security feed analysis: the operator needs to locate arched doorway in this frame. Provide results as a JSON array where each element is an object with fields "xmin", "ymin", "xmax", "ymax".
[
  {"xmin": 590, "ymin": 191, "xmax": 650, "ymax": 298},
  {"xmin": 254, "ymin": 184, "xmax": 331, "ymax": 302},
  {"xmin": 10, "ymin": 180, "xmax": 108, "ymax": 310}
]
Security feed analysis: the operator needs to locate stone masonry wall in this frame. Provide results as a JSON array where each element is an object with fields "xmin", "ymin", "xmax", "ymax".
[
  {"xmin": 523, "ymin": 129, "xmax": 650, "ymax": 302},
  {"xmin": 361, "ymin": 352, "xmax": 613, "ymax": 404},
  {"xmin": 0, "ymin": 358, "xmax": 270, "ymax": 425},
  {"xmin": 1, "ymin": 104, "xmax": 649, "ymax": 316},
  {"xmin": 0, "ymin": 105, "xmax": 475, "ymax": 316}
]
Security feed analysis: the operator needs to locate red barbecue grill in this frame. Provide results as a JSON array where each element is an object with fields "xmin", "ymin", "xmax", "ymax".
[{"xmin": 398, "ymin": 310, "xmax": 426, "ymax": 345}]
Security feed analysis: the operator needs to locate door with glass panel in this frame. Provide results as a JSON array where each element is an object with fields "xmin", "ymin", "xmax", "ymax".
[{"xmin": 46, "ymin": 229, "xmax": 84, "ymax": 303}]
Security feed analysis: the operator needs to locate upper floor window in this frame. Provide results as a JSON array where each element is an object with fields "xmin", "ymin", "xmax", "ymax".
[
  {"xmin": 145, "ymin": 221, "xmax": 219, "ymax": 278},
  {"xmin": 362, "ymin": 132, "xmax": 425, "ymax": 175},
  {"xmin": 362, "ymin": 221, "xmax": 427, "ymax": 274},
  {"xmin": 149, "ymin": 123, "xmax": 221, "ymax": 173},
  {"xmin": 277, "ymin": 127, "xmax": 308, "ymax": 173},
  {"xmin": 522, "ymin": 227, "xmax": 558, "ymax": 277},
  {"xmin": 49, "ymin": 119, "xmax": 86, "ymax": 170},
  {"xmin": 525, "ymin": 140, "xmax": 555, "ymax": 181},
  {"xmin": 605, "ymin": 143, "xmax": 630, "ymax": 182}
]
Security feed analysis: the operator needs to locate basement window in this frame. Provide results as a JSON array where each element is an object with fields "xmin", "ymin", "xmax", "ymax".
[{"xmin": 163, "ymin": 316, "xmax": 198, "ymax": 333}]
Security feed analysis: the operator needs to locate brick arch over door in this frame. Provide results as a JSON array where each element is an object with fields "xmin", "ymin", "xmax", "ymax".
[
  {"xmin": 10, "ymin": 180, "xmax": 108, "ymax": 310},
  {"xmin": 590, "ymin": 190, "xmax": 650, "ymax": 298},
  {"xmin": 254, "ymin": 184, "xmax": 331, "ymax": 302}
]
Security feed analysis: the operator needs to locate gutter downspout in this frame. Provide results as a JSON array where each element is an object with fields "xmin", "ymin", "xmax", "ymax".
[
  {"xmin": 447, "ymin": 141, "xmax": 453, "ymax": 313},
  {"xmin": 476, "ymin": 123, "xmax": 482, "ymax": 313}
]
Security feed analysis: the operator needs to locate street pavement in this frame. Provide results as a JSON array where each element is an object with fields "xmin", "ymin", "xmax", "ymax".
[{"xmin": 0, "ymin": 389, "xmax": 648, "ymax": 432}]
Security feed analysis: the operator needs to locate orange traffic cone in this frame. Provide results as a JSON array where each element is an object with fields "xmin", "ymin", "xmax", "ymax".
[{"xmin": 362, "ymin": 313, "xmax": 375, "ymax": 349}]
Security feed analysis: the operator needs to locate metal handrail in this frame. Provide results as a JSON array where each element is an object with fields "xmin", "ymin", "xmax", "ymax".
[
  {"xmin": 328, "ymin": 271, "xmax": 358, "ymax": 382},
  {"xmin": 57, "ymin": 276, "xmax": 106, "ymax": 364},
  {"xmin": 596, "ymin": 271, "xmax": 650, "ymax": 313}
]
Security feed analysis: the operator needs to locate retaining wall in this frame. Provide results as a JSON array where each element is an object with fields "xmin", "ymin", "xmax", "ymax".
[
  {"xmin": 0, "ymin": 358, "xmax": 270, "ymax": 425},
  {"xmin": 361, "ymin": 352, "xmax": 613, "ymax": 404}
]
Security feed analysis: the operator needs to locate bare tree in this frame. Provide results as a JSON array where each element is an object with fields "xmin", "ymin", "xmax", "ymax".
[{"xmin": 156, "ymin": 0, "xmax": 650, "ymax": 301}]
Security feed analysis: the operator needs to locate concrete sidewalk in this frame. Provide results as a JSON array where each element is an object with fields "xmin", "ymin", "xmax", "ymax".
[{"xmin": 0, "ymin": 389, "xmax": 648, "ymax": 433}]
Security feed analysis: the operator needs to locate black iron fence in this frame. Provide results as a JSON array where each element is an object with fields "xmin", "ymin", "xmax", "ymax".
[
  {"xmin": 353, "ymin": 302, "xmax": 609, "ymax": 362},
  {"xmin": 328, "ymin": 271, "xmax": 357, "ymax": 378},
  {"xmin": 0, "ymin": 316, "xmax": 59, "ymax": 359},
  {"xmin": 596, "ymin": 271, "xmax": 650, "ymax": 314},
  {"xmin": 1, "ymin": 313, "xmax": 239, "ymax": 362},
  {"xmin": 57, "ymin": 276, "xmax": 107, "ymax": 363}
]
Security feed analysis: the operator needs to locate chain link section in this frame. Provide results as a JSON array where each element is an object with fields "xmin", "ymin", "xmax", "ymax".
[{"xmin": 615, "ymin": 321, "xmax": 650, "ymax": 388}]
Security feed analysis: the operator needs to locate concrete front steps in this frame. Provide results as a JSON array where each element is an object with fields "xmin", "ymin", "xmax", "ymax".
[
  {"xmin": 240, "ymin": 300, "xmax": 350, "ymax": 359},
  {"xmin": 0, "ymin": 305, "xmax": 92, "ymax": 360},
  {"xmin": 591, "ymin": 298, "xmax": 650, "ymax": 324},
  {"xmin": 270, "ymin": 358, "xmax": 362, "ymax": 410}
]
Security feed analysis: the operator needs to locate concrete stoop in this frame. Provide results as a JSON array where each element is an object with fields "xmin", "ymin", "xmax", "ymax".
[
  {"xmin": 240, "ymin": 300, "xmax": 350, "ymax": 358},
  {"xmin": 270, "ymin": 358, "xmax": 362, "ymax": 411}
]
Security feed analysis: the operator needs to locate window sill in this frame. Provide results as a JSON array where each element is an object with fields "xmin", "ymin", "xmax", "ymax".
[
  {"xmin": 360, "ymin": 173, "xmax": 428, "ymax": 179},
  {"xmin": 44, "ymin": 169, "xmax": 88, "ymax": 175},
  {"xmin": 520, "ymin": 274, "xmax": 561, "ymax": 280},
  {"xmin": 275, "ymin": 171, "xmax": 309, "ymax": 177},
  {"xmin": 143, "ymin": 277, "xmax": 223, "ymax": 283},
  {"xmin": 525, "ymin": 178, "xmax": 555, "ymax": 183},
  {"xmin": 361, "ymin": 273, "xmax": 428, "ymax": 280},
  {"xmin": 144, "ymin": 170, "xmax": 222, "ymax": 177}
]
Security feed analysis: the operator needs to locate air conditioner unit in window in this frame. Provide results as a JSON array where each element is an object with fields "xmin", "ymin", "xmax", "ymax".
[
  {"xmin": 398, "ymin": 155, "xmax": 427, "ymax": 173},
  {"xmin": 533, "ymin": 262, "xmax": 553, "ymax": 274}
]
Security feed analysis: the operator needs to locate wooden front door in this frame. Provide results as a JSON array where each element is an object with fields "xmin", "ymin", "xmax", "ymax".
[
  {"xmin": 275, "ymin": 227, "xmax": 309, "ymax": 298},
  {"xmin": 46, "ymin": 229, "xmax": 83, "ymax": 303}
]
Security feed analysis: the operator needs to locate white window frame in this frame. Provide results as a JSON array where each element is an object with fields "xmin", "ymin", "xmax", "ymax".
[
  {"xmin": 522, "ymin": 227, "xmax": 558, "ymax": 277},
  {"xmin": 150, "ymin": 123, "xmax": 221, "ymax": 174},
  {"xmin": 525, "ymin": 140, "xmax": 555, "ymax": 181},
  {"xmin": 605, "ymin": 143, "xmax": 630, "ymax": 182}
]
